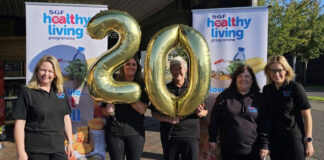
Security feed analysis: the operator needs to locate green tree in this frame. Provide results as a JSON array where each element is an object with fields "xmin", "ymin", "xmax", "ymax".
[
  {"xmin": 260, "ymin": 0, "xmax": 324, "ymax": 84},
  {"xmin": 175, "ymin": 44, "xmax": 189, "ymax": 61},
  {"xmin": 294, "ymin": 1, "xmax": 324, "ymax": 83},
  {"xmin": 261, "ymin": 0, "xmax": 311, "ymax": 56}
]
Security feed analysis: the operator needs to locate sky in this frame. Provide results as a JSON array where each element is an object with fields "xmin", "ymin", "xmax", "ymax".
[{"xmin": 321, "ymin": 0, "xmax": 324, "ymax": 14}]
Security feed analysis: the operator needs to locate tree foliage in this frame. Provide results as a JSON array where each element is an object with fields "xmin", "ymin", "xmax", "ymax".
[
  {"xmin": 296, "ymin": 1, "xmax": 324, "ymax": 62},
  {"xmin": 260, "ymin": 0, "xmax": 324, "ymax": 59}
]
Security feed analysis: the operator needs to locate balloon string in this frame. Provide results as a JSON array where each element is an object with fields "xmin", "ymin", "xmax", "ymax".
[
  {"xmin": 112, "ymin": 115, "xmax": 117, "ymax": 121},
  {"xmin": 111, "ymin": 115, "xmax": 118, "ymax": 136},
  {"xmin": 163, "ymin": 124, "xmax": 174, "ymax": 152},
  {"xmin": 176, "ymin": 101, "xmax": 179, "ymax": 115}
]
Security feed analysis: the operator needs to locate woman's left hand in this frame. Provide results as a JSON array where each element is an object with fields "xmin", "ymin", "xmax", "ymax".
[
  {"xmin": 305, "ymin": 142, "xmax": 315, "ymax": 157},
  {"xmin": 66, "ymin": 143, "xmax": 74, "ymax": 159},
  {"xmin": 259, "ymin": 149, "xmax": 269, "ymax": 159},
  {"xmin": 195, "ymin": 103, "xmax": 208, "ymax": 117}
]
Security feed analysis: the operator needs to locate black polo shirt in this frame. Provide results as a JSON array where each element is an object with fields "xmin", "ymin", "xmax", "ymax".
[
  {"xmin": 104, "ymin": 83, "xmax": 149, "ymax": 136},
  {"xmin": 150, "ymin": 79, "xmax": 200, "ymax": 139},
  {"xmin": 209, "ymin": 88, "xmax": 269, "ymax": 155},
  {"xmin": 262, "ymin": 81, "xmax": 311, "ymax": 138},
  {"xmin": 13, "ymin": 87, "xmax": 71, "ymax": 153}
]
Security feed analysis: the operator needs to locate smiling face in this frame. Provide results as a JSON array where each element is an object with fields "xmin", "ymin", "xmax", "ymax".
[
  {"xmin": 236, "ymin": 69, "xmax": 253, "ymax": 93},
  {"xmin": 269, "ymin": 62, "xmax": 287, "ymax": 85},
  {"xmin": 37, "ymin": 61, "xmax": 56, "ymax": 86},
  {"xmin": 170, "ymin": 63, "xmax": 187, "ymax": 84},
  {"xmin": 123, "ymin": 58, "xmax": 138, "ymax": 78}
]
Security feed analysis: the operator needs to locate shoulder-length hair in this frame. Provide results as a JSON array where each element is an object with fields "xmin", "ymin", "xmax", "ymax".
[
  {"xmin": 264, "ymin": 55, "xmax": 295, "ymax": 84},
  {"xmin": 228, "ymin": 65, "xmax": 260, "ymax": 92},
  {"xmin": 116, "ymin": 56, "xmax": 144, "ymax": 84},
  {"xmin": 27, "ymin": 55, "xmax": 64, "ymax": 93}
]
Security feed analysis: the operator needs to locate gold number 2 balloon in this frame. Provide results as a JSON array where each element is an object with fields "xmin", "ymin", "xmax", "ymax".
[
  {"xmin": 86, "ymin": 10, "xmax": 141, "ymax": 103},
  {"xmin": 145, "ymin": 24, "xmax": 211, "ymax": 117}
]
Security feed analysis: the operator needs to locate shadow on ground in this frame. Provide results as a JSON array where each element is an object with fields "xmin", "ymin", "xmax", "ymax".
[
  {"xmin": 142, "ymin": 151, "xmax": 163, "ymax": 160},
  {"xmin": 145, "ymin": 116, "xmax": 160, "ymax": 132}
]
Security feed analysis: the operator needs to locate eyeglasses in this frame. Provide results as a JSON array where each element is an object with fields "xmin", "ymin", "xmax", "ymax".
[
  {"xmin": 39, "ymin": 69, "xmax": 54, "ymax": 74},
  {"xmin": 125, "ymin": 63, "xmax": 137, "ymax": 66},
  {"xmin": 270, "ymin": 69, "xmax": 285, "ymax": 74}
]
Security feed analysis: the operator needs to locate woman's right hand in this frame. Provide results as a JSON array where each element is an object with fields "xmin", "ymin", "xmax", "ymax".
[
  {"xmin": 105, "ymin": 103, "xmax": 115, "ymax": 116},
  {"xmin": 18, "ymin": 151, "xmax": 28, "ymax": 160}
]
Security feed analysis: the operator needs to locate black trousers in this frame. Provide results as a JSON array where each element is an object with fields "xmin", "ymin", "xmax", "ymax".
[
  {"xmin": 221, "ymin": 148, "xmax": 261, "ymax": 160},
  {"xmin": 161, "ymin": 137, "xmax": 199, "ymax": 160},
  {"xmin": 106, "ymin": 134, "xmax": 145, "ymax": 160},
  {"xmin": 270, "ymin": 136, "xmax": 305, "ymax": 160},
  {"xmin": 27, "ymin": 151, "xmax": 67, "ymax": 160}
]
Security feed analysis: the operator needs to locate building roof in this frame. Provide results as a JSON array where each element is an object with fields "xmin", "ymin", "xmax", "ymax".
[{"xmin": 0, "ymin": 0, "xmax": 174, "ymax": 22}]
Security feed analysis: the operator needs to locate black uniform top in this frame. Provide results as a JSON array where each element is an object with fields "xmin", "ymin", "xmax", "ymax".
[
  {"xmin": 104, "ymin": 83, "xmax": 149, "ymax": 137},
  {"xmin": 13, "ymin": 87, "xmax": 71, "ymax": 153},
  {"xmin": 208, "ymin": 88, "xmax": 269, "ymax": 155},
  {"xmin": 263, "ymin": 81, "xmax": 311, "ymax": 138},
  {"xmin": 150, "ymin": 79, "xmax": 201, "ymax": 139}
]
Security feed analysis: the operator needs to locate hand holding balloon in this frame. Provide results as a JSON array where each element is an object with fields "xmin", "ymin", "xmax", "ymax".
[
  {"xmin": 86, "ymin": 10, "xmax": 142, "ymax": 104},
  {"xmin": 195, "ymin": 103, "xmax": 208, "ymax": 118},
  {"xmin": 86, "ymin": 10, "xmax": 211, "ymax": 117},
  {"xmin": 145, "ymin": 24, "xmax": 211, "ymax": 117},
  {"xmin": 105, "ymin": 103, "xmax": 115, "ymax": 116}
]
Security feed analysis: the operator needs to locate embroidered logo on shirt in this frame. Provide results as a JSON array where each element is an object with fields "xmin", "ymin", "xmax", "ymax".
[
  {"xmin": 56, "ymin": 93, "xmax": 65, "ymax": 99},
  {"xmin": 283, "ymin": 90, "xmax": 292, "ymax": 97},
  {"xmin": 248, "ymin": 106, "xmax": 258, "ymax": 113}
]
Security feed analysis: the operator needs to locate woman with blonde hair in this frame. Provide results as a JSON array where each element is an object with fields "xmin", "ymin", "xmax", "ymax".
[
  {"xmin": 13, "ymin": 55, "xmax": 73, "ymax": 160},
  {"xmin": 263, "ymin": 55, "xmax": 314, "ymax": 160}
]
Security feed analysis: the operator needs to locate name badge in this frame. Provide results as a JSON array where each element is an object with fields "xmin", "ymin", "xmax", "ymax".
[
  {"xmin": 283, "ymin": 90, "xmax": 292, "ymax": 97},
  {"xmin": 56, "ymin": 93, "xmax": 65, "ymax": 99},
  {"xmin": 248, "ymin": 106, "xmax": 258, "ymax": 113}
]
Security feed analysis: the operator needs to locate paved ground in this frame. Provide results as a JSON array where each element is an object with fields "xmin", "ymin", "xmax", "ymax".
[
  {"xmin": 307, "ymin": 100, "xmax": 324, "ymax": 160},
  {"xmin": 0, "ymin": 91, "xmax": 323, "ymax": 160}
]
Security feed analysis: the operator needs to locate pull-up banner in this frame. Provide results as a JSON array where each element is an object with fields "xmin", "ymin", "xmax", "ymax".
[
  {"xmin": 192, "ymin": 6, "xmax": 268, "ymax": 159},
  {"xmin": 26, "ymin": 2, "xmax": 107, "ymax": 159}
]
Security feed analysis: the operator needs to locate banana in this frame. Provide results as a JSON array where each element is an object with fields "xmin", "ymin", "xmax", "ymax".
[
  {"xmin": 251, "ymin": 62, "xmax": 266, "ymax": 73},
  {"xmin": 246, "ymin": 57, "xmax": 264, "ymax": 67},
  {"xmin": 245, "ymin": 57, "xmax": 266, "ymax": 73}
]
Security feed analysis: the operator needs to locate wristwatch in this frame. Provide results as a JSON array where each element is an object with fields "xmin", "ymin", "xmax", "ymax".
[{"xmin": 304, "ymin": 137, "xmax": 313, "ymax": 142}]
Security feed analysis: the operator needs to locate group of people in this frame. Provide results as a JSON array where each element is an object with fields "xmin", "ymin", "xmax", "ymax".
[
  {"xmin": 13, "ymin": 54, "xmax": 314, "ymax": 160},
  {"xmin": 208, "ymin": 55, "xmax": 314, "ymax": 160}
]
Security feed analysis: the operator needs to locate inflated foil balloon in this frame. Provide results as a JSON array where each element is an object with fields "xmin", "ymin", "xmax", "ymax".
[
  {"xmin": 86, "ymin": 10, "xmax": 141, "ymax": 104},
  {"xmin": 145, "ymin": 24, "xmax": 211, "ymax": 117}
]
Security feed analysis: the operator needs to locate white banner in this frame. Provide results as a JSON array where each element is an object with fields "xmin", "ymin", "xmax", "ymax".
[
  {"xmin": 26, "ymin": 2, "xmax": 107, "ymax": 159},
  {"xmin": 192, "ymin": 7, "xmax": 268, "ymax": 159},
  {"xmin": 193, "ymin": 7, "xmax": 268, "ymax": 93}
]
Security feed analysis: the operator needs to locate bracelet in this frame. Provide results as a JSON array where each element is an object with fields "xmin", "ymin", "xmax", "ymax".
[{"xmin": 68, "ymin": 140, "xmax": 73, "ymax": 145}]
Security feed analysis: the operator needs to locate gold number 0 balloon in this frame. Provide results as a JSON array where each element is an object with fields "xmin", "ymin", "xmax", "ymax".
[
  {"xmin": 86, "ymin": 10, "xmax": 141, "ymax": 103},
  {"xmin": 145, "ymin": 24, "xmax": 211, "ymax": 117}
]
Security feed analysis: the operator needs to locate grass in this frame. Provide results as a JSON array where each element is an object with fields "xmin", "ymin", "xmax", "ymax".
[
  {"xmin": 308, "ymin": 96, "xmax": 324, "ymax": 101},
  {"xmin": 304, "ymin": 85, "xmax": 324, "ymax": 101}
]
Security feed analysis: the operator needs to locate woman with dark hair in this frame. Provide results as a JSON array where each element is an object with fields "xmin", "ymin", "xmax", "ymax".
[
  {"xmin": 208, "ymin": 65, "xmax": 269, "ymax": 160},
  {"xmin": 13, "ymin": 55, "xmax": 73, "ymax": 160},
  {"xmin": 102, "ymin": 57, "xmax": 149, "ymax": 160},
  {"xmin": 263, "ymin": 55, "xmax": 314, "ymax": 160}
]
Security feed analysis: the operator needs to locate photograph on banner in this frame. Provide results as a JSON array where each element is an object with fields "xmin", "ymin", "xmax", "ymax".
[
  {"xmin": 25, "ymin": 2, "xmax": 108, "ymax": 159},
  {"xmin": 192, "ymin": 6, "xmax": 268, "ymax": 160}
]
